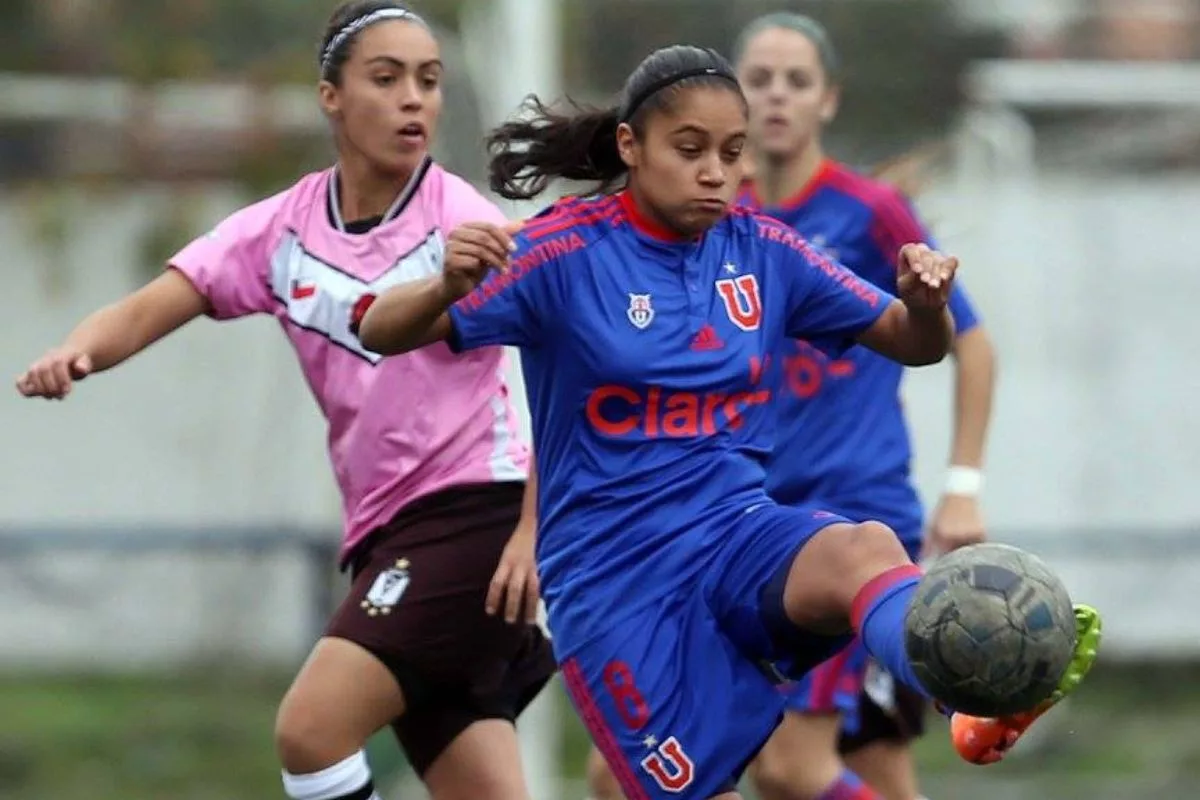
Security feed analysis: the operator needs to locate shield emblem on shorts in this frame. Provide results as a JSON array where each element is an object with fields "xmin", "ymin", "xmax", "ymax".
[
  {"xmin": 626, "ymin": 293, "xmax": 654, "ymax": 330},
  {"xmin": 863, "ymin": 659, "xmax": 897, "ymax": 713},
  {"xmin": 360, "ymin": 558, "xmax": 410, "ymax": 617}
]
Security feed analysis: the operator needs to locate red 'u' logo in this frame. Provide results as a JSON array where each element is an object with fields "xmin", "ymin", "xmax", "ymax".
[
  {"xmin": 640, "ymin": 736, "xmax": 695, "ymax": 793},
  {"xmin": 715, "ymin": 275, "xmax": 762, "ymax": 331}
]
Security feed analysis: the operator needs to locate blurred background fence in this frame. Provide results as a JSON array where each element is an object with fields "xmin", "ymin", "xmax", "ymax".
[{"xmin": 3, "ymin": 1, "xmax": 1199, "ymax": 798}]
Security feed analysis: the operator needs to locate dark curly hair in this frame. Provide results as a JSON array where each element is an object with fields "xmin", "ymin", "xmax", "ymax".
[{"xmin": 486, "ymin": 45, "xmax": 745, "ymax": 201}]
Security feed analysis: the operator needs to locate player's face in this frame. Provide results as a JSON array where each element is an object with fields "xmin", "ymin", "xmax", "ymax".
[
  {"xmin": 737, "ymin": 27, "xmax": 839, "ymax": 161},
  {"xmin": 319, "ymin": 21, "xmax": 443, "ymax": 178},
  {"xmin": 619, "ymin": 86, "xmax": 748, "ymax": 237}
]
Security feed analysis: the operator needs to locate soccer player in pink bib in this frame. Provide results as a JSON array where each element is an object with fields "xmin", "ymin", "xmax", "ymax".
[{"xmin": 14, "ymin": 3, "xmax": 554, "ymax": 799}]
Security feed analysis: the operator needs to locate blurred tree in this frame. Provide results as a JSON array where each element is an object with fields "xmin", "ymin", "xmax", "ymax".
[
  {"xmin": 0, "ymin": 3, "xmax": 48, "ymax": 71},
  {"xmin": 564, "ymin": 0, "xmax": 1006, "ymax": 165},
  {"xmin": 0, "ymin": 0, "xmax": 474, "ymax": 79},
  {"xmin": 0, "ymin": 0, "xmax": 488, "ymax": 280}
]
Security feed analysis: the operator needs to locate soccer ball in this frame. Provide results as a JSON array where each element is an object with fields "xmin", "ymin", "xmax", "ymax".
[{"xmin": 904, "ymin": 543, "xmax": 1076, "ymax": 717}]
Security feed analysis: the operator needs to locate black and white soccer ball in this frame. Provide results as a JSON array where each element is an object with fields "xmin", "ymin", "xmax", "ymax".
[{"xmin": 904, "ymin": 543, "xmax": 1076, "ymax": 717}]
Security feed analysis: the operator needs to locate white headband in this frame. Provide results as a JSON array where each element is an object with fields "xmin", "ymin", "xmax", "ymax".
[{"xmin": 320, "ymin": 8, "xmax": 427, "ymax": 73}]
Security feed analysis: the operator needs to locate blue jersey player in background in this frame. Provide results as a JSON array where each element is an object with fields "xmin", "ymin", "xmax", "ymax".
[
  {"xmin": 734, "ymin": 14, "xmax": 998, "ymax": 800},
  {"xmin": 357, "ymin": 45, "xmax": 1100, "ymax": 800}
]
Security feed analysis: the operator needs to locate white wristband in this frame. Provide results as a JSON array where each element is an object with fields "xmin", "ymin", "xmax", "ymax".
[{"xmin": 944, "ymin": 466, "xmax": 983, "ymax": 497}]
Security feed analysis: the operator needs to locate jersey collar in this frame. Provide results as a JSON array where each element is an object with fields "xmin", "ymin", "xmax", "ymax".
[
  {"xmin": 326, "ymin": 155, "xmax": 433, "ymax": 234},
  {"xmin": 743, "ymin": 158, "xmax": 834, "ymax": 212},
  {"xmin": 617, "ymin": 190, "xmax": 696, "ymax": 244}
]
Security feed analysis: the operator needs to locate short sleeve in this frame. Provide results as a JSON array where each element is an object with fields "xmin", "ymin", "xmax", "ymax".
[
  {"xmin": 770, "ymin": 225, "xmax": 893, "ymax": 357},
  {"xmin": 168, "ymin": 197, "xmax": 280, "ymax": 320},
  {"xmin": 947, "ymin": 283, "xmax": 981, "ymax": 336},
  {"xmin": 446, "ymin": 220, "xmax": 571, "ymax": 353},
  {"xmin": 864, "ymin": 186, "xmax": 981, "ymax": 337},
  {"xmin": 439, "ymin": 173, "xmax": 511, "ymax": 230}
]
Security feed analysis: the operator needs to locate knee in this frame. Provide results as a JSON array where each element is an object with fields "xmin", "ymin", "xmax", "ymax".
[
  {"xmin": 750, "ymin": 749, "xmax": 794, "ymax": 800},
  {"xmin": 751, "ymin": 712, "xmax": 846, "ymax": 800},
  {"xmin": 586, "ymin": 747, "xmax": 625, "ymax": 800},
  {"xmin": 845, "ymin": 521, "xmax": 910, "ymax": 568},
  {"xmin": 751, "ymin": 746, "xmax": 833, "ymax": 800},
  {"xmin": 274, "ymin": 638, "xmax": 406, "ymax": 774},
  {"xmin": 784, "ymin": 521, "xmax": 912, "ymax": 632},
  {"xmin": 275, "ymin": 697, "xmax": 360, "ymax": 775},
  {"xmin": 827, "ymin": 522, "xmax": 912, "ymax": 596},
  {"xmin": 274, "ymin": 703, "xmax": 323, "ymax": 774}
]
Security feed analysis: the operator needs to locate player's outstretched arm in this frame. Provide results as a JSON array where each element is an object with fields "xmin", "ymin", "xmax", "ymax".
[
  {"xmin": 15, "ymin": 268, "xmax": 208, "ymax": 400},
  {"xmin": 359, "ymin": 221, "xmax": 519, "ymax": 355},
  {"xmin": 856, "ymin": 243, "xmax": 957, "ymax": 366}
]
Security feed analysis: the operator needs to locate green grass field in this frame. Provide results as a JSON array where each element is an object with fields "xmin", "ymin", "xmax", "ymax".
[
  {"xmin": 0, "ymin": 662, "xmax": 1191, "ymax": 799},
  {"xmin": 0, "ymin": 670, "xmax": 289, "ymax": 798}
]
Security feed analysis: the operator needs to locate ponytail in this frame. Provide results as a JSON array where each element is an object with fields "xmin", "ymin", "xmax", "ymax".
[
  {"xmin": 486, "ymin": 96, "xmax": 628, "ymax": 201},
  {"xmin": 870, "ymin": 141, "xmax": 948, "ymax": 199},
  {"xmin": 486, "ymin": 45, "xmax": 741, "ymax": 202}
]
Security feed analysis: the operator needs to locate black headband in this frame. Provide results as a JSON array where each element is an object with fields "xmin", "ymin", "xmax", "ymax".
[{"xmin": 619, "ymin": 66, "xmax": 740, "ymax": 122}]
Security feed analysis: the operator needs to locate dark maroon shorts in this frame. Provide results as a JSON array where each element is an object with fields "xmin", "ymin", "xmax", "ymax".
[
  {"xmin": 325, "ymin": 482, "xmax": 556, "ymax": 776},
  {"xmin": 837, "ymin": 679, "xmax": 927, "ymax": 754}
]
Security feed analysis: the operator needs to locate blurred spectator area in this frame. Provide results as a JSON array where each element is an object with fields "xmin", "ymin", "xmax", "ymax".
[
  {"xmin": 955, "ymin": 0, "xmax": 1200, "ymax": 60},
  {"xmin": 0, "ymin": 0, "xmax": 484, "ymax": 184},
  {"xmin": 951, "ymin": 0, "xmax": 1200, "ymax": 174},
  {"xmin": 2, "ymin": 0, "xmax": 1199, "ymax": 181}
]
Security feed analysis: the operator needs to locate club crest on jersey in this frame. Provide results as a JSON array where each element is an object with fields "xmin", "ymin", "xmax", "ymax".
[
  {"xmin": 626, "ymin": 293, "xmax": 655, "ymax": 330},
  {"xmin": 269, "ymin": 228, "xmax": 444, "ymax": 364},
  {"xmin": 715, "ymin": 274, "xmax": 763, "ymax": 331}
]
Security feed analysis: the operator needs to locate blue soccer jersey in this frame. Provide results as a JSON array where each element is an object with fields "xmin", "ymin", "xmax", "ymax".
[
  {"xmin": 737, "ymin": 161, "xmax": 982, "ymax": 734},
  {"xmin": 739, "ymin": 160, "xmax": 980, "ymax": 543},
  {"xmin": 446, "ymin": 191, "xmax": 895, "ymax": 798},
  {"xmin": 449, "ymin": 191, "xmax": 890, "ymax": 642}
]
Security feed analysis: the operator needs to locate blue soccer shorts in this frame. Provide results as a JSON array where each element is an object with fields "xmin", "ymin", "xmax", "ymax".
[{"xmin": 558, "ymin": 501, "xmax": 854, "ymax": 799}]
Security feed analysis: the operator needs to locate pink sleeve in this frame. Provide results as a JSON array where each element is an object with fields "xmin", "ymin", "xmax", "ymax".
[
  {"xmin": 168, "ymin": 198, "xmax": 280, "ymax": 320},
  {"xmin": 440, "ymin": 174, "xmax": 510, "ymax": 231}
]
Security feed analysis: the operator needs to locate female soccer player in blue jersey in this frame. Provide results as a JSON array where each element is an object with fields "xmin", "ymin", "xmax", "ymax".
[
  {"xmin": 356, "ymin": 44, "xmax": 1100, "ymax": 800},
  {"xmin": 737, "ymin": 14, "xmax": 996, "ymax": 800},
  {"xmin": 584, "ymin": 15, "xmax": 996, "ymax": 800}
]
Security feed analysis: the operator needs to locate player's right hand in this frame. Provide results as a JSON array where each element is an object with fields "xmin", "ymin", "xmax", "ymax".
[
  {"xmin": 15, "ymin": 348, "xmax": 93, "ymax": 400},
  {"xmin": 442, "ymin": 221, "xmax": 522, "ymax": 301}
]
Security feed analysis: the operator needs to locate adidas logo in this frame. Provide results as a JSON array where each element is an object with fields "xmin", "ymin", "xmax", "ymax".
[{"xmin": 690, "ymin": 324, "xmax": 724, "ymax": 351}]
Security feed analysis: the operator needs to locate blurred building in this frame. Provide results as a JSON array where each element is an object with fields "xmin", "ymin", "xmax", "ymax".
[
  {"xmin": 958, "ymin": 0, "xmax": 1200, "ymax": 60},
  {"xmin": 952, "ymin": 1, "xmax": 1200, "ymax": 174}
]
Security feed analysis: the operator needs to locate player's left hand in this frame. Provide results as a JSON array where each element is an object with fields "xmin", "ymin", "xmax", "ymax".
[
  {"xmin": 486, "ymin": 517, "xmax": 540, "ymax": 625},
  {"xmin": 896, "ymin": 243, "xmax": 958, "ymax": 311},
  {"xmin": 923, "ymin": 494, "xmax": 986, "ymax": 558}
]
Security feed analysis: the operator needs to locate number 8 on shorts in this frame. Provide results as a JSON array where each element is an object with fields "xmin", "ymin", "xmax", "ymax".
[{"xmin": 559, "ymin": 597, "xmax": 788, "ymax": 799}]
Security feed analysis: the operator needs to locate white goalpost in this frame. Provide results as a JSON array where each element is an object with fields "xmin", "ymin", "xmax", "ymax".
[{"xmin": 458, "ymin": 5, "xmax": 567, "ymax": 799}]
